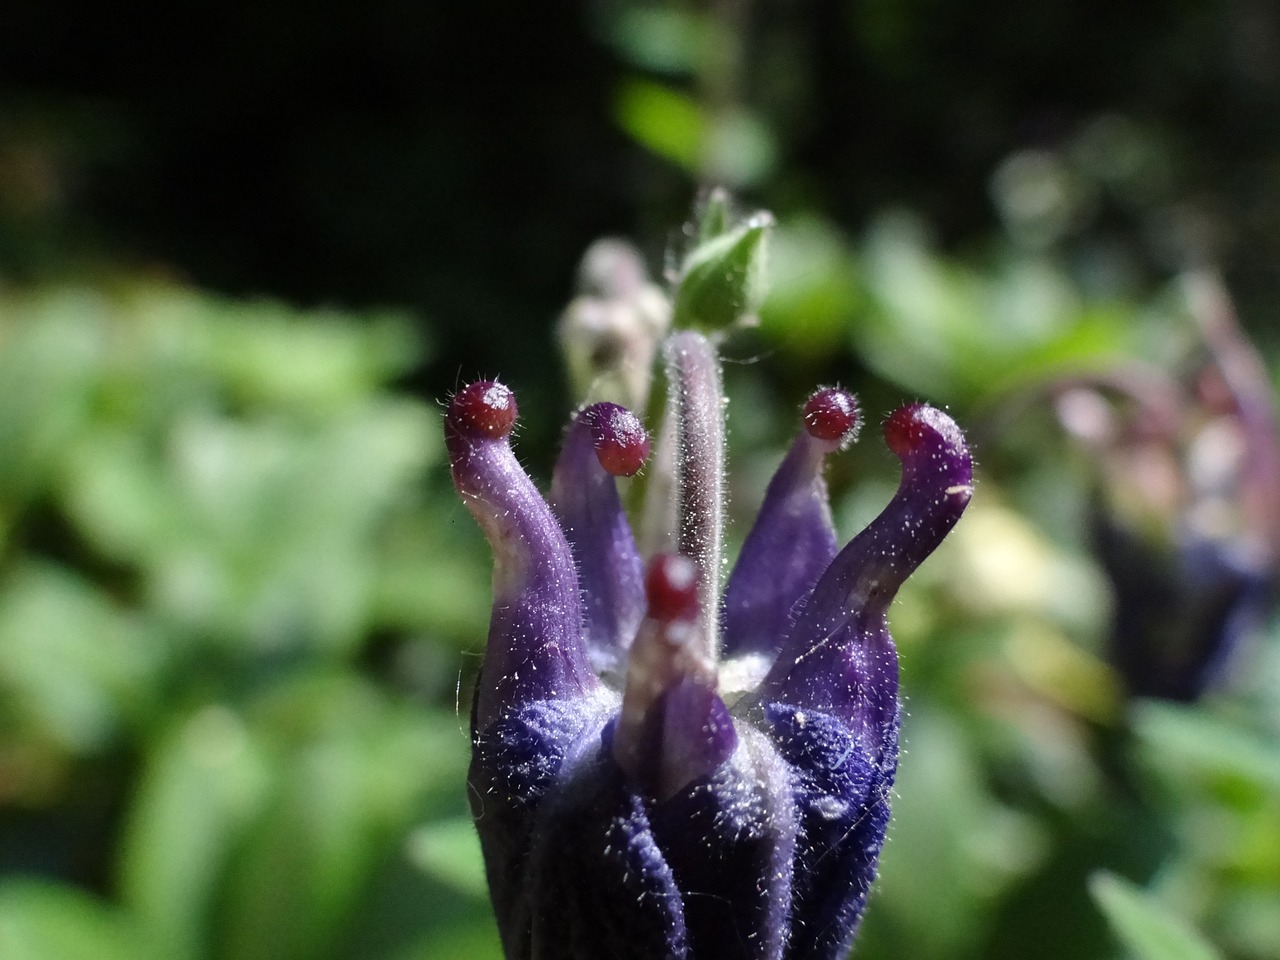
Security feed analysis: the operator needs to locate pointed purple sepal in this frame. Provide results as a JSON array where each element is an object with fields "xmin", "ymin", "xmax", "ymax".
[
  {"xmin": 446, "ymin": 381, "xmax": 597, "ymax": 728},
  {"xmin": 723, "ymin": 387, "xmax": 861, "ymax": 656},
  {"xmin": 550, "ymin": 402, "xmax": 649, "ymax": 674},
  {"xmin": 762, "ymin": 403, "xmax": 972, "ymax": 741}
]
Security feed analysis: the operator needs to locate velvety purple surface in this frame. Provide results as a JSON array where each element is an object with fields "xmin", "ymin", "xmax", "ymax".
[{"xmin": 448, "ymin": 359, "xmax": 972, "ymax": 960}]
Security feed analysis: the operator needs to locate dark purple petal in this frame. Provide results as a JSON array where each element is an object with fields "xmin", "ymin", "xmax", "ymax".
[
  {"xmin": 550, "ymin": 402, "xmax": 648, "ymax": 673},
  {"xmin": 446, "ymin": 381, "xmax": 596, "ymax": 728},
  {"xmin": 474, "ymin": 692, "xmax": 791, "ymax": 960},
  {"xmin": 528, "ymin": 745, "xmax": 690, "ymax": 960},
  {"xmin": 765, "ymin": 703, "xmax": 897, "ymax": 960},
  {"xmin": 723, "ymin": 387, "xmax": 861, "ymax": 657},
  {"xmin": 761, "ymin": 404, "xmax": 972, "ymax": 741},
  {"xmin": 613, "ymin": 555, "xmax": 737, "ymax": 801},
  {"xmin": 468, "ymin": 697, "xmax": 609, "ymax": 958},
  {"xmin": 650, "ymin": 740, "xmax": 798, "ymax": 960}
]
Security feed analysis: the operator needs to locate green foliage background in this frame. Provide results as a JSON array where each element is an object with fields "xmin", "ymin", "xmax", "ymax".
[{"xmin": 2, "ymin": 2, "xmax": 1279, "ymax": 959}]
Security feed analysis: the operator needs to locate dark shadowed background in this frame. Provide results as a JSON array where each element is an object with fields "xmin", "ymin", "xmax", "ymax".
[{"xmin": 1, "ymin": 2, "xmax": 1278, "ymax": 959}]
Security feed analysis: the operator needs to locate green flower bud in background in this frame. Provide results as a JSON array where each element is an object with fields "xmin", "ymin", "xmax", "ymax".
[{"xmin": 672, "ymin": 189, "xmax": 773, "ymax": 333}]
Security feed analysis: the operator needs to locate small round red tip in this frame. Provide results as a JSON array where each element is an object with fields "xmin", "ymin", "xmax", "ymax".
[
  {"xmin": 884, "ymin": 403, "xmax": 928, "ymax": 456},
  {"xmin": 448, "ymin": 381, "xmax": 518, "ymax": 439},
  {"xmin": 645, "ymin": 554, "xmax": 700, "ymax": 623},
  {"xmin": 803, "ymin": 387, "xmax": 861, "ymax": 443},
  {"xmin": 588, "ymin": 403, "xmax": 650, "ymax": 477}
]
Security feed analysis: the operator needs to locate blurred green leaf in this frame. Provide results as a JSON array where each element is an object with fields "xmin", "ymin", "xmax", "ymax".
[
  {"xmin": 0, "ymin": 563, "xmax": 162, "ymax": 750},
  {"xmin": 855, "ymin": 212, "xmax": 1138, "ymax": 403},
  {"xmin": 62, "ymin": 397, "xmax": 436, "ymax": 656},
  {"xmin": 760, "ymin": 216, "xmax": 864, "ymax": 355},
  {"xmin": 119, "ymin": 706, "xmax": 271, "ymax": 960},
  {"xmin": 865, "ymin": 705, "xmax": 1045, "ymax": 959},
  {"xmin": 374, "ymin": 511, "xmax": 491, "ymax": 641},
  {"xmin": 215, "ymin": 675, "xmax": 470, "ymax": 960},
  {"xmin": 615, "ymin": 80, "xmax": 704, "ymax": 172},
  {"xmin": 405, "ymin": 817, "xmax": 488, "ymax": 899},
  {"xmin": 116, "ymin": 286, "xmax": 422, "ymax": 413},
  {"xmin": 199, "ymin": 302, "xmax": 422, "ymax": 412},
  {"xmin": 609, "ymin": 8, "xmax": 709, "ymax": 75},
  {"xmin": 1131, "ymin": 701, "xmax": 1280, "ymax": 795},
  {"xmin": 0, "ymin": 879, "xmax": 159, "ymax": 960},
  {"xmin": 0, "ymin": 289, "xmax": 101, "ymax": 500},
  {"xmin": 1089, "ymin": 871, "xmax": 1223, "ymax": 960},
  {"xmin": 391, "ymin": 923, "xmax": 504, "ymax": 960},
  {"xmin": 702, "ymin": 109, "xmax": 777, "ymax": 188}
]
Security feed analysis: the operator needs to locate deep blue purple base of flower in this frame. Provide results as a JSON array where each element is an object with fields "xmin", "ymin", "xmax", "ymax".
[{"xmin": 471, "ymin": 695, "xmax": 897, "ymax": 960}]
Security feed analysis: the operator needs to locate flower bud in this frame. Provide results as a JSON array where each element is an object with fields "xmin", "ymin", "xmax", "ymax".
[{"xmin": 672, "ymin": 191, "xmax": 773, "ymax": 333}]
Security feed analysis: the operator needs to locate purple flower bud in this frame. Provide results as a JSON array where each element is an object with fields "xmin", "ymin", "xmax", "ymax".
[{"xmin": 449, "ymin": 336, "xmax": 972, "ymax": 960}]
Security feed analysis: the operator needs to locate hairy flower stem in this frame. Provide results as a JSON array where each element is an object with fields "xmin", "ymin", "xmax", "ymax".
[{"xmin": 663, "ymin": 331, "xmax": 725, "ymax": 659}]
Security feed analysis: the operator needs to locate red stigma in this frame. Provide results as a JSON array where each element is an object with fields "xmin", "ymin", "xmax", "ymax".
[
  {"xmin": 449, "ymin": 381, "xmax": 518, "ymax": 439},
  {"xmin": 588, "ymin": 403, "xmax": 650, "ymax": 477},
  {"xmin": 884, "ymin": 403, "xmax": 928, "ymax": 456},
  {"xmin": 645, "ymin": 554, "xmax": 700, "ymax": 623},
  {"xmin": 803, "ymin": 387, "xmax": 861, "ymax": 443}
]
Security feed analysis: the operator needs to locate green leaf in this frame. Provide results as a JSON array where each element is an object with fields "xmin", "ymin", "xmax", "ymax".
[
  {"xmin": 615, "ymin": 80, "xmax": 704, "ymax": 171},
  {"xmin": 702, "ymin": 109, "xmax": 777, "ymax": 188},
  {"xmin": 216, "ymin": 676, "xmax": 470, "ymax": 960},
  {"xmin": 0, "ymin": 880, "xmax": 158, "ymax": 960},
  {"xmin": 609, "ymin": 8, "xmax": 709, "ymax": 75},
  {"xmin": 390, "ymin": 923, "xmax": 504, "ymax": 960},
  {"xmin": 759, "ymin": 217, "xmax": 864, "ymax": 355},
  {"xmin": 0, "ymin": 289, "xmax": 102, "ymax": 499},
  {"xmin": 854, "ymin": 211, "xmax": 1136, "ymax": 402},
  {"xmin": 1089, "ymin": 872, "xmax": 1223, "ymax": 960},
  {"xmin": 695, "ymin": 187, "xmax": 733, "ymax": 244},
  {"xmin": 0, "ymin": 563, "xmax": 162, "ymax": 750},
  {"xmin": 1131, "ymin": 701, "xmax": 1280, "ymax": 795},
  {"xmin": 867, "ymin": 705, "xmax": 1045, "ymax": 959},
  {"xmin": 118, "ymin": 706, "xmax": 271, "ymax": 960},
  {"xmin": 406, "ymin": 818, "xmax": 489, "ymax": 899},
  {"xmin": 200, "ymin": 300, "xmax": 423, "ymax": 411}
]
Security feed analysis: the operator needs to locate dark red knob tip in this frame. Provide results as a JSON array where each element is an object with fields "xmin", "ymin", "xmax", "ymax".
[
  {"xmin": 448, "ymin": 381, "xmax": 518, "ymax": 439},
  {"xmin": 884, "ymin": 402, "xmax": 969, "ymax": 460},
  {"xmin": 645, "ymin": 554, "xmax": 700, "ymax": 624},
  {"xmin": 803, "ymin": 386, "xmax": 861, "ymax": 443},
  {"xmin": 587, "ymin": 402, "xmax": 650, "ymax": 477},
  {"xmin": 884, "ymin": 403, "xmax": 929, "ymax": 457}
]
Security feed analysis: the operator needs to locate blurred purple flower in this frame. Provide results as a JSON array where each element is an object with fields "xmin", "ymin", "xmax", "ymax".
[
  {"xmin": 446, "ymin": 327, "xmax": 972, "ymax": 959},
  {"xmin": 1054, "ymin": 273, "xmax": 1280, "ymax": 700}
]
